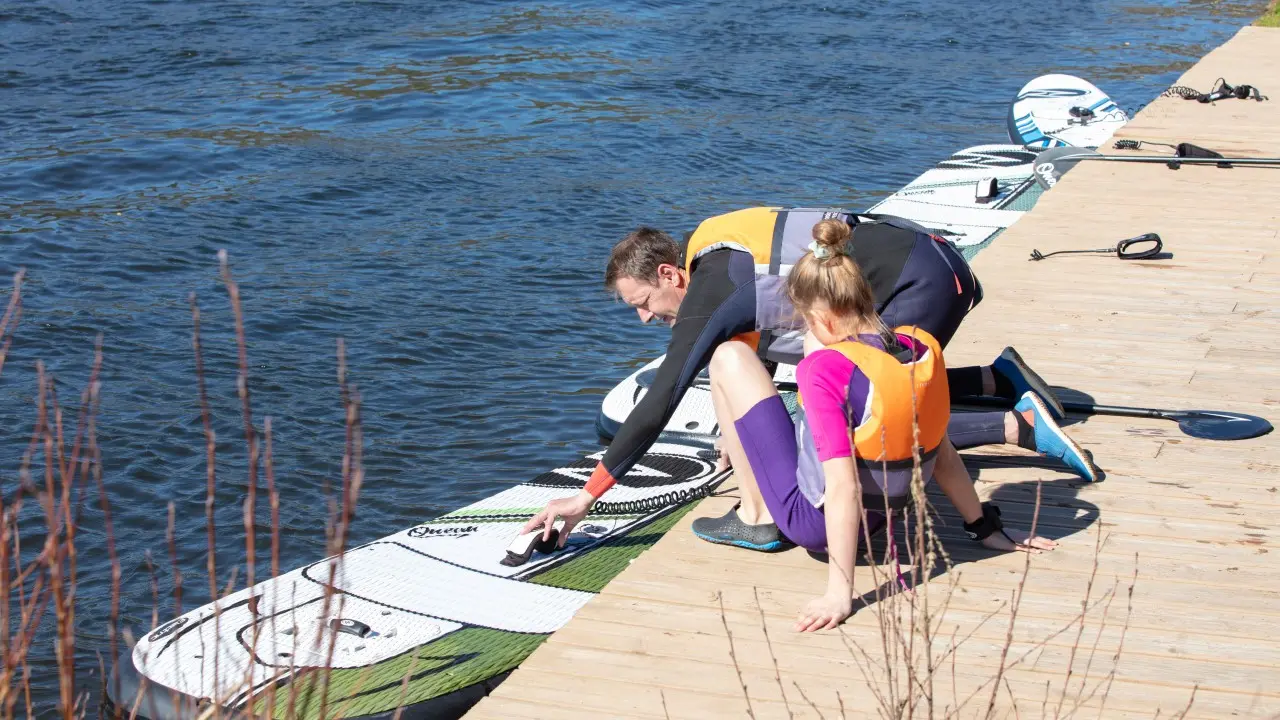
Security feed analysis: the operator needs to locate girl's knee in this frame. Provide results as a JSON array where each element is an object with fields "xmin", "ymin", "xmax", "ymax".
[{"xmin": 709, "ymin": 341, "xmax": 759, "ymax": 379}]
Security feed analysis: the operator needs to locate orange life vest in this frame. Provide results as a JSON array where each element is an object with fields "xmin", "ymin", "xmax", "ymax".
[{"xmin": 809, "ymin": 326, "xmax": 950, "ymax": 509}]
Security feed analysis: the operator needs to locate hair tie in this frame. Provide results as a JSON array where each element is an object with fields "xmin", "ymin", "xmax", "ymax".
[{"xmin": 808, "ymin": 241, "xmax": 840, "ymax": 260}]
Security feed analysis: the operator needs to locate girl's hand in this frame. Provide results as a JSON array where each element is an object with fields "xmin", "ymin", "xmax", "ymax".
[
  {"xmin": 981, "ymin": 527, "xmax": 1058, "ymax": 554},
  {"xmin": 794, "ymin": 592, "xmax": 853, "ymax": 632}
]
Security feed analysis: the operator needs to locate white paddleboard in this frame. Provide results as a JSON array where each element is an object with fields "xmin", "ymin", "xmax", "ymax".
[
  {"xmin": 866, "ymin": 143, "xmax": 1041, "ymax": 251},
  {"xmin": 110, "ymin": 442, "xmax": 724, "ymax": 719},
  {"xmin": 113, "ymin": 73, "xmax": 1132, "ymax": 720},
  {"xmin": 1007, "ymin": 73, "xmax": 1127, "ymax": 149}
]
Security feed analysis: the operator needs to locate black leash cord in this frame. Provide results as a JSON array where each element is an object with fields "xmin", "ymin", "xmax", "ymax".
[
  {"xmin": 1113, "ymin": 139, "xmax": 1178, "ymax": 152},
  {"xmin": 1030, "ymin": 233, "xmax": 1163, "ymax": 261},
  {"xmin": 1162, "ymin": 78, "xmax": 1267, "ymax": 102},
  {"xmin": 589, "ymin": 473, "xmax": 727, "ymax": 516}
]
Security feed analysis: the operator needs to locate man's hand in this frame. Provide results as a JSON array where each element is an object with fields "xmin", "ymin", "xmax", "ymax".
[
  {"xmin": 714, "ymin": 435, "xmax": 732, "ymax": 473},
  {"xmin": 522, "ymin": 490, "xmax": 595, "ymax": 548}
]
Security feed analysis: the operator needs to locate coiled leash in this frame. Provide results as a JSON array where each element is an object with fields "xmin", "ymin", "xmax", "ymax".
[
  {"xmin": 1162, "ymin": 78, "xmax": 1267, "ymax": 103},
  {"xmin": 1030, "ymin": 232, "xmax": 1163, "ymax": 262}
]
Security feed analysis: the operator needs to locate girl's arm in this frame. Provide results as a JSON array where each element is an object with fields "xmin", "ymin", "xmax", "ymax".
[{"xmin": 795, "ymin": 455, "xmax": 860, "ymax": 632}]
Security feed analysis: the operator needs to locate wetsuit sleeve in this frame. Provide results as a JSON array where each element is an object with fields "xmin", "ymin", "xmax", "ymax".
[
  {"xmin": 796, "ymin": 349, "xmax": 857, "ymax": 462},
  {"xmin": 586, "ymin": 250, "xmax": 754, "ymax": 497}
]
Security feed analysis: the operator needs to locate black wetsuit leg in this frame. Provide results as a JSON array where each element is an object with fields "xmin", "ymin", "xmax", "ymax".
[{"xmin": 875, "ymin": 234, "xmax": 1007, "ymax": 447}]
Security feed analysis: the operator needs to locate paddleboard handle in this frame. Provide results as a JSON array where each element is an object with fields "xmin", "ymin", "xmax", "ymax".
[
  {"xmin": 501, "ymin": 520, "xmax": 566, "ymax": 567},
  {"xmin": 329, "ymin": 618, "xmax": 374, "ymax": 638}
]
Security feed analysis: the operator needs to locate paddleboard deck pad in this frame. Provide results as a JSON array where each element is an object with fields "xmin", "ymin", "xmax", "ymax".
[
  {"xmin": 866, "ymin": 143, "xmax": 1042, "ymax": 258},
  {"xmin": 108, "ymin": 442, "xmax": 725, "ymax": 719}
]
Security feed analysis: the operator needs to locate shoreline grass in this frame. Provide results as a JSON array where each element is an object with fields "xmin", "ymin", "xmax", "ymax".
[{"xmin": 1258, "ymin": 0, "xmax": 1280, "ymax": 27}]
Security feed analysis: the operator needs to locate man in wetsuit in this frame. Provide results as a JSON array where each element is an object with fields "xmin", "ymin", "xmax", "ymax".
[{"xmin": 523, "ymin": 207, "xmax": 1096, "ymax": 543}]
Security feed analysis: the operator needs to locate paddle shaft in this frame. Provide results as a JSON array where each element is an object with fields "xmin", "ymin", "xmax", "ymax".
[
  {"xmin": 953, "ymin": 394, "xmax": 1170, "ymax": 419},
  {"xmin": 1060, "ymin": 154, "xmax": 1280, "ymax": 167}
]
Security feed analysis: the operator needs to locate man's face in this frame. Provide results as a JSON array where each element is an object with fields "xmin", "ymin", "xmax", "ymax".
[{"xmin": 615, "ymin": 266, "xmax": 685, "ymax": 327}]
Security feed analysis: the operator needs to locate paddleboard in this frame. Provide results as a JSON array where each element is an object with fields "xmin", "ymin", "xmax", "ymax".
[
  {"xmin": 1007, "ymin": 73, "xmax": 1127, "ymax": 150},
  {"xmin": 865, "ymin": 143, "xmax": 1042, "ymax": 255},
  {"xmin": 109, "ymin": 442, "xmax": 725, "ymax": 718}
]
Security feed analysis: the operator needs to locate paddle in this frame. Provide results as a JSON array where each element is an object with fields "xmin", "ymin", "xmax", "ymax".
[
  {"xmin": 953, "ymin": 396, "xmax": 1271, "ymax": 441},
  {"xmin": 634, "ymin": 369, "xmax": 1272, "ymax": 441},
  {"xmin": 1032, "ymin": 146, "xmax": 1280, "ymax": 189}
]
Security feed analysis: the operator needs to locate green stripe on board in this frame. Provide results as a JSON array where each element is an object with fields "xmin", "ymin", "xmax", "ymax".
[
  {"xmin": 256, "ymin": 489, "xmax": 711, "ymax": 717},
  {"xmin": 259, "ymin": 627, "xmax": 545, "ymax": 719}
]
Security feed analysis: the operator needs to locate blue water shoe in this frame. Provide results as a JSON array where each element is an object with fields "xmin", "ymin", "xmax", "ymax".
[
  {"xmin": 993, "ymin": 347, "xmax": 1065, "ymax": 421},
  {"xmin": 1015, "ymin": 392, "xmax": 1099, "ymax": 482}
]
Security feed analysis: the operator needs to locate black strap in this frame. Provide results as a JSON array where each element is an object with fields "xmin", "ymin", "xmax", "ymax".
[
  {"xmin": 853, "ymin": 212, "xmax": 940, "ymax": 239},
  {"xmin": 963, "ymin": 502, "xmax": 1004, "ymax": 541},
  {"xmin": 756, "ymin": 210, "xmax": 790, "ymax": 362}
]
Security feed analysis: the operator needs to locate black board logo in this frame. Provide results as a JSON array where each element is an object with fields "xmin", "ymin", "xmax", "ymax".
[
  {"xmin": 529, "ymin": 451, "xmax": 714, "ymax": 490},
  {"xmin": 148, "ymin": 617, "xmax": 187, "ymax": 643},
  {"xmin": 407, "ymin": 524, "xmax": 479, "ymax": 539},
  {"xmin": 938, "ymin": 148, "xmax": 1036, "ymax": 169}
]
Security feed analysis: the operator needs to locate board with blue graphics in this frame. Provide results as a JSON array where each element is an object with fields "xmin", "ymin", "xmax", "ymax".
[{"xmin": 1007, "ymin": 73, "xmax": 1127, "ymax": 150}]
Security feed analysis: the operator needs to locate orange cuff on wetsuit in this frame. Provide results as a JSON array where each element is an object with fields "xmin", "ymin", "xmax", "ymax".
[{"xmin": 584, "ymin": 462, "xmax": 617, "ymax": 499}]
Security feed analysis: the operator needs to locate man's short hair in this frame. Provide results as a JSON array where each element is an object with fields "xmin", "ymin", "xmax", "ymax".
[{"xmin": 604, "ymin": 227, "xmax": 680, "ymax": 291}]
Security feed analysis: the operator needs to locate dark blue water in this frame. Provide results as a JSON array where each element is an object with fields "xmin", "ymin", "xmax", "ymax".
[{"xmin": 0, "ymin": 0, "xmax": 1265, "ymax": 709}]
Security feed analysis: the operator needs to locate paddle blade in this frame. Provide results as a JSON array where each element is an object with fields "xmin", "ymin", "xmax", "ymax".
[
  {"xmin": 1032, "ymin": 147, "xmax": 1100, "ymax": 189},
  {"xmin": 1171, "ymin": 410, "xmax": 1273, "ymax": 441}
]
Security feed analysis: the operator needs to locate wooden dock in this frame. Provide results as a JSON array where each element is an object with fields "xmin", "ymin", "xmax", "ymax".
[{"xmin": 468, "ymin": 26, "xmax": 1280, "ymax": 719}]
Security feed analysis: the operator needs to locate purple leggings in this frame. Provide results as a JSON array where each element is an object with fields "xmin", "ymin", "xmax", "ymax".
[
  {"xmin": 734, "ymin": 395, "xmax": 836, "ymax": 552},
  {"xmin": 735, "ymin": 396, "xmax": 987, "ymax": 552}
]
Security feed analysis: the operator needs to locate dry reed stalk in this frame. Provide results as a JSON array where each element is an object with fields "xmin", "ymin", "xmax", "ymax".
[
  {"xmin": 188, "ymin": 288, "xmax": 223, "ymax": 713},
  {"xmin": 217, "ymin": 251, "xmax": 268, "ymax": 714},
  {"xmin": 984, "ymin": 481, "xmax": 1042, "ymax": 719},
  {"xmin": 0, "ymin": 267, "xmax": 111, "ymax": 720},
  {"xmin": 0, "ymin": 270, "xmax": 24, "ymax": 378},
  {"xmin": 754, "ymin": 585, "xmax": 792, "ymax": 718},
  {"xmin": 261, "ymin": 416, "xmax": 281, "ymax": 719},
  {"xmin": 1053, "ymin": 521, "xmax": 1105, "ymax": 716}
]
